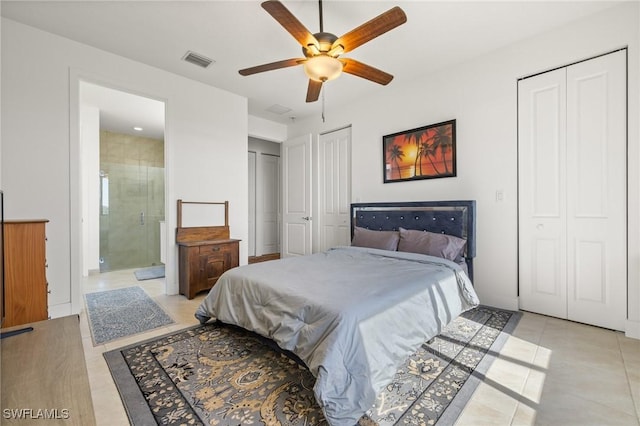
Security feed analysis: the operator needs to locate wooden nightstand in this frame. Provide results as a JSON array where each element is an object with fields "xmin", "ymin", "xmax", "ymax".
[
  {"xmin": 178, "ymin": 238, "xmax": 240, "ymax": 299},
  {"xmin": 175, "ymin": 200, "xmax": 241, "ymax": 300}
]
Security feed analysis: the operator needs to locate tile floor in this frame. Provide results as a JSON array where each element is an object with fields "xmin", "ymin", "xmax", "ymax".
[{"xmin": 80, "ymin": 269, "xmax": 640, "ymax": 426}]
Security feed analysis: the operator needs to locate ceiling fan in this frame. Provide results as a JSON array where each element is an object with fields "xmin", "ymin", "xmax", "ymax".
[{"xmin": 239, "ymin": 0, "xmax": 407, "ymax": 103}]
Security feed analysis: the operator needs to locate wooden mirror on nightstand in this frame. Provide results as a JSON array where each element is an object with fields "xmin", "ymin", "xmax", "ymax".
[{"xmin": 176, "ymin": 200, "xmax": 240, "ymax": 299}]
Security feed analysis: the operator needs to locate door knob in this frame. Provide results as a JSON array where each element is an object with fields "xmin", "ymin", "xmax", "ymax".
[
  {"xmin": 302, "ymin": 216, "xmax": 311, "ymax": 221},
  {"xmin": 536, "ymin": 224, "xmax": 544, "ymax": 230}
]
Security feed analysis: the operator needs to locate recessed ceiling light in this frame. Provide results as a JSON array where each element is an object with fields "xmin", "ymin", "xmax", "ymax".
[{"xmin": 133, "ymin": 127, "xmax": 143, "ymax": 131}]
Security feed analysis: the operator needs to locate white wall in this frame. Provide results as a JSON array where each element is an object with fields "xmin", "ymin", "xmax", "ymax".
[
  {"xmin": 0, "ymin": 10, "xmax": 3, "ymax": 190},
  {"xmin": 1, "ymin": 18, "xmax": 249, "ymax": 316},
  {"xmin": 288, "ymin": 3, "xmax": 640, "ymax": 336},
  {"xmin": 79, "ymin": 104, "xmax": 100, "ymax": 275},
  {"xmin": 248, "ymin": 115, "xmax": 287, "ymax": 142}
]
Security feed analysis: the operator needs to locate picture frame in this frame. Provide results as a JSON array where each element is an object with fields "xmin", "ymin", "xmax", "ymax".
[{"xmin": 383, "ymin": 119, "xmax": 456, "ymax": 183}]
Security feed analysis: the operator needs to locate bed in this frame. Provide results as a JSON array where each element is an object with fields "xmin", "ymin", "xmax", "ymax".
[{"xmin": 195, "ymin": 200, "xmax": 479, "ymax": 426}]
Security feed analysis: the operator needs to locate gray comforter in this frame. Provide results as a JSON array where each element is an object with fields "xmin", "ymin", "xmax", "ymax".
[{"xmin": 195, "ymin": 246, "xmax": 479, "ymax": 426}]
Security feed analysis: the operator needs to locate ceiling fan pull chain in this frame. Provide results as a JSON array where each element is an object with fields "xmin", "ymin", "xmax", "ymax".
[{"xmin": 321, "ymin": 85, "xmax": 327, "ymax": 122}]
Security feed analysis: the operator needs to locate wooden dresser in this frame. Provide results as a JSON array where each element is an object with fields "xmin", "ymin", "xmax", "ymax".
[
  {"xmin": 3, "ymin": 219, "xmax": 49, "ymax": 328},
  {"xmin": 1, "ymin": 315, "xmax": 96, "ymax": 425},
  {"xmin": 178, "ymin": 239, "xmax": 240, "ymax": 299},
  {"xmin": 176, "ymin": 200, "xmax": 241, "ymax": 299}
]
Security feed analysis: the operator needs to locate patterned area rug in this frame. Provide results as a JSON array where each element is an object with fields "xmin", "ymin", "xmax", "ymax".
[
  {"xmin": 85, "ymin": 286, "xmax": 174, "ymax": 346},
  {"xmin": 104, "ymin": 306, "xmax": 520, "ymax": 425}
]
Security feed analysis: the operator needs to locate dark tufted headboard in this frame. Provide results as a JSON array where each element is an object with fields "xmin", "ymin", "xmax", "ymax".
[{"xmin": 350, "ymin": 200, "xmax": 476, "ymax": 282}]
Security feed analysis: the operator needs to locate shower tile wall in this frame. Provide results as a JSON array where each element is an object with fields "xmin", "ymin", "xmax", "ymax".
[{"xmin": 100, "ymin": 130, "xmax": 165, "ymax": 272}]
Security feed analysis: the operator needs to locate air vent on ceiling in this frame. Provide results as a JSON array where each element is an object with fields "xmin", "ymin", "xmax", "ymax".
[
  {"xmin": 182, "ymin": 51, "xmax": 214, "ymax": 69},
  {"xmin": 266, "ymin": 104, "xmax": 292, "ymax": 115}
]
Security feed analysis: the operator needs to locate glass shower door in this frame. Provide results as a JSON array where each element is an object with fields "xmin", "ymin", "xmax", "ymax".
[
  {"xmin": 99, "ymin": 140, "xmax": 165, "ymax": 272},
  {"xmin": 142, "ymin": 164, "xmax": 165, "ymax": 267}
]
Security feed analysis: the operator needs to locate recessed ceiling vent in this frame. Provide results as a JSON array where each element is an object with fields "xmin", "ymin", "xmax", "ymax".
[
  {"xmin": 182, "ymin": 51, "xmax": 214, "ymax": 69},
  {"xmin": 266, "ymin": 104, "xmax": 292, "ymax": 115}
]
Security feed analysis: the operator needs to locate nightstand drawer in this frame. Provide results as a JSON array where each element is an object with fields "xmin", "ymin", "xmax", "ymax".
[{"xmin": 199, "ymin": 243, "xmax": 231, "ymax": 256}]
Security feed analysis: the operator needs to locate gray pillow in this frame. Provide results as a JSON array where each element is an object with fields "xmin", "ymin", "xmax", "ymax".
[
  {"xmin": 351, "ymin": 227, "xmax": 400, "ymax": 251},
  {"xmin": 398, "ymin": 227, "xmax": 466, "ymax": 261}
]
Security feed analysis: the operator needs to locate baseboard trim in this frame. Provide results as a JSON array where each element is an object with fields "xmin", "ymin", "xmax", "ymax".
[
  {"xmin": 48, "ymin": 303, "xmax": 73, "ymax": 320},
  {"xmin": 475, "ymin": 293, "xmax": 519, "ymax": 311},
  {"xmin": 625, "ymin": 319, "xmax": 640, "ymax": 340},
  {"xmin": 249, "ymin": 253, "xmax": 280, "ymax": 264}
]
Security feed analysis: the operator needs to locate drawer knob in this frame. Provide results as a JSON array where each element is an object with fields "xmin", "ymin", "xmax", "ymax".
[{"xmin": 212, "ymin": 247, "xmax": 220, "ymax": 251}]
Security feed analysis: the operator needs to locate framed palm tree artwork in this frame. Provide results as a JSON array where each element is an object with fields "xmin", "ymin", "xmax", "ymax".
[{"xmin": 383, "ymin": 119, "xmax": 456, "ymax": 183}]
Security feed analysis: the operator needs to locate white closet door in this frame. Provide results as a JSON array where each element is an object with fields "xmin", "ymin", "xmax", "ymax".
[
  {"xmin": 281, "ymin": 134, "xmax": 312, "ymax": 257},
  {"xmin": 318, "ymin": 127, "xmax": 351, "ymax": 252},
  {"xmin": 260, "ymin": 154, "xmax": 280, "ymax": 255},
  {"xmin": 248, "ymin": 151, "xmax": 256, "ymax": 257},
  {"xmin": 519, "ymin": 51, "xmax": 627, "ymax": 331},
  {"xmin": 566, "ymin": 51, "xmax": 626, "ymax": 331},
  {"xmin": 518, "ymin": 68, "xmax": 568, "ymax": 319}
]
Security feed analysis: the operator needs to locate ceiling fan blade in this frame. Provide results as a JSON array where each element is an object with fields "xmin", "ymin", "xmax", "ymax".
[
  {"xmin": 306, "ymin": 79, "xmax": 323, "ymax": 103},
  {"xmin": 262, "ymin": 0, "xmax": 319, "ymax": 49},
  {"xmin": 333, "ymin": 6, "xmax": 407, "ymax": 54},
  {"xmin": 239, "ymin": 58, "xmax": 305, "ymax": 76},
  {"xmin": 340, "ymin": 58, "xmax": 394, "ymax": 85}
]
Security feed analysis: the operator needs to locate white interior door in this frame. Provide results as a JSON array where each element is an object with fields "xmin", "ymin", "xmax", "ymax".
[
  {"xmin": 282, "ymin": 134, "xmax": 312, "ymax": 257},
  {"xmin": 248, "ymin": 151, "xmax": 256, "ymax": 257},
  {"xmin": 565, "ymin": 51, "xmax": 626, "ymax": 331},
  {"xmin": 318, "ymin": 127, "xmax": 351, "ymax": 252},
  {"xmin": 518, "ymin": 50, "xmax": 627, "ymax": 331},
  {"xmin": 260, "ymin": 153, "xmax": 280, "ymax": 255},
  {"xmin": 518, "ymin": 68, "xmax": 568, "ymax": 319}
]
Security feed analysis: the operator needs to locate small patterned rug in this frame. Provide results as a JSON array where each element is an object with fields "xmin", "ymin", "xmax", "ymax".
[
  {"xmin": 134, "ymin": 265, "xmax": 165, "ymax": 281},
  {"xmin": 85, "ymin": 286, "xmax": 174, "ymax": 346},
  {"xmin": 104, "ymin": 306, "xmax": 520, "ymax": 425}
]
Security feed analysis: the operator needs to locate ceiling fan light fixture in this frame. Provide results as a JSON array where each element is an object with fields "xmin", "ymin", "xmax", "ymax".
[
  {"xmin": 304, "ymin": 55, "xmax": 343, "ymax": 82},
  {"xmin": 242, "ymin": 0, "xmax": 407, "ymax": 103}
]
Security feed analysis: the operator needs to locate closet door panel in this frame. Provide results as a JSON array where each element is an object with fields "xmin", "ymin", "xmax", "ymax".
[
  {"xmin": 282, "ymin": 134, "xmax": 312, "ymax": 257},
  {"xmin": 248, "ymin": 151, "xmax": 256, "ymax": 257},
  {"xmin": 573, "ymin": 239, "xmax": 606, "ymax": 302},
  {"xmin": 566, "ymin": 50, "xmax": 626, "ymax": 331},
  {"xmin": 518, "ymin": 68, "xmax": 568, "ymax": 318},
  {"xmin": 318, "ymin": 127, "xmax": 351, "ymax": 253},
  {"xmin": 260, "ymin": 154, "xmax": 280, "ymax": 255}
]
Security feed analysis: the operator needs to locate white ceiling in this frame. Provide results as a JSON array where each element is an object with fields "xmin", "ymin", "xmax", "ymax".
[
  {"xmin": 2, "ymin": 0, "xmax": 622, "ymax": 131},
  {"xmin": 81, "ymin": 82, "xmax": 165, "ymax": 140}
]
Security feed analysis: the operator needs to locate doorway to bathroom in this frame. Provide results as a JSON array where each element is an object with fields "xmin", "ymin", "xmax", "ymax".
[{"xmin": 80, "ymin": 82, "xmax": 166, "ymax": 274}]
